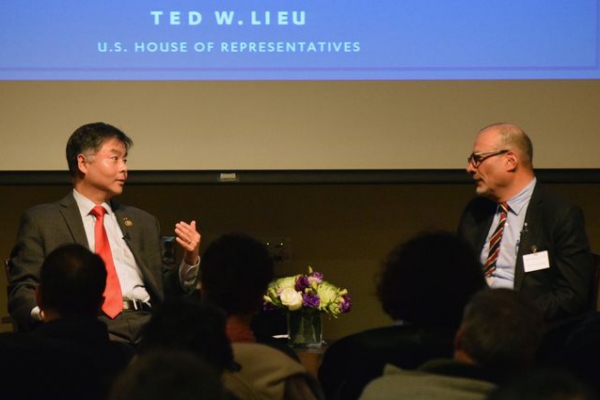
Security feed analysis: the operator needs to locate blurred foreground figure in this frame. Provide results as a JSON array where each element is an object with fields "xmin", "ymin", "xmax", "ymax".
[
  {"xmin": 360, "ymin": 289, "xmax": 545, "ymax": 400},
  {"xmin": 0, "ymin": 244, "xmax": 133, "ymax": 400},
  {"xmin": 319, "ymin": 231, "xmax": 487, "ymax": 400}
]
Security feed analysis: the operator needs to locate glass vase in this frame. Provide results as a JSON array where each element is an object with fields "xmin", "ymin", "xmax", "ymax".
[{"xmin": 287, "ymin": 309, "xmax": 323, "ymax": 349}]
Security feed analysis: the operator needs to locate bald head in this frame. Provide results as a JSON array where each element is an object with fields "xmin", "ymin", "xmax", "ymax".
[
  {"xmin": 479, "ymin": 123, "xmax": 534, "ymax": 168},
  {"xmin": 467, "ymin": 123, "xmax": 536, "ymax": 203}
]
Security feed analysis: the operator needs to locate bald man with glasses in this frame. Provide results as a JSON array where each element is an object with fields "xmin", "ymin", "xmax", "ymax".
[{"xmin": 458, "ymin": 123, "xmax": 593, "ymax": 323}]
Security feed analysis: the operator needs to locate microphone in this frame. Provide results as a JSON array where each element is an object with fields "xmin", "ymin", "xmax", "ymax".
[{"xmin": 517, "ymin": 222, "xmax": 528, "ymax": 250}]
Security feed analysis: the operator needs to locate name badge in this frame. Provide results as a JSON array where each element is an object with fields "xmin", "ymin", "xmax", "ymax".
[{"xmin": 523, "ymin": 250, "xmax": 550, "ymax": 272}]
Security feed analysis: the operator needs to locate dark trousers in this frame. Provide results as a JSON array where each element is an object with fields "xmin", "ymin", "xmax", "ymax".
[{"xmin": 99, "ymin": 309, "xmax": 152, "ymax": 346}]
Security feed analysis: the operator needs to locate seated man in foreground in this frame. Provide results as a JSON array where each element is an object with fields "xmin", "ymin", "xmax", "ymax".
[
  {"xmin": 318, "ymin": 231, "xmax": 487, "ymax": 400},
  {"xmin": 0, "ymin": 244, "xmax": 133, "ymax": 400},
  {"xmin": 359, "ymin": 288, "xmax": 545, "ymax": 400},
  {"xmin": 200, "ymin": 233, "xmax": 324, "ymax": 400}
]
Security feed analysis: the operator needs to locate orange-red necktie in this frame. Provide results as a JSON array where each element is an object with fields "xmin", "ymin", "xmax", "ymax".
[{"xmin": 90, "ymin": 205, "xmax": 123, "ymax": 318}]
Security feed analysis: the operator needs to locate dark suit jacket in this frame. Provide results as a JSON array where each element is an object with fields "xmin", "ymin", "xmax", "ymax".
[
  {"xmin": 8, "ymin": 193, "xmax": 184, "ymax": 333},
  {"xmin": 458, "ymin": 183, "xmax": 593, "ymax": 322}
]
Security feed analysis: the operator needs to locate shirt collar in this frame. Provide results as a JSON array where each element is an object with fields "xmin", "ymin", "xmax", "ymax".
[
  {"xmin": 72, "ymin": 189, "xmax": 112, "ymax": 218},
  {"xmin": 505, "ymin": 177, "xmax": 536, "ymax": 216}
]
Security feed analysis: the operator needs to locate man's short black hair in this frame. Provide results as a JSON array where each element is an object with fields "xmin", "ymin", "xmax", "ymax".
[
  {"xmin": 108, "ymin": 350, "xmax": 227, "ymax": 400},
  {"xmin": 377, "ymin": 230, "xmax": 486, "ymax": 328},
  {"xmin": 138, "ymin": 298, "xmax": 235, "ymax": 373},
  {"xmin": 39, "ymin": 243, "xmax": 106, "ymax": 318},
  {"xmin": 66, "ymin": 122, "xmax": 133, "ymax": 177},
  {"xmin": 200, "ymin": 233, "xmax": 274, "ymax": 316}
]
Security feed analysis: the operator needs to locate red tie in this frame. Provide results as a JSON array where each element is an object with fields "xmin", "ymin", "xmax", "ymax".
[
  {"xmin": 90, "ymin": 205, "xmax": 123, "ymax": 318},
  {"xmin": 483, "ymin": 202, "xmax": 509, "ymax": 278}
]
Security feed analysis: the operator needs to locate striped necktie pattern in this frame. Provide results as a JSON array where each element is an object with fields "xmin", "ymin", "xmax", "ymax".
[{"xmin": 483, "ymin": 202, "xmax": 509, "ymax": 277}]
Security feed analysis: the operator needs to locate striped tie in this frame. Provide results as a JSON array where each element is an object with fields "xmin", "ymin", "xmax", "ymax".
[{"xmin": 483, "ymin": 202, "xmax": 509, "ymax": 278}]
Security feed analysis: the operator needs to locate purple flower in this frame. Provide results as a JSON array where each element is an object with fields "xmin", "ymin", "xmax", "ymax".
[
  {"xmin": 295, "ymin": 275, "xmax": 310, "ymax": 291},
  {"xmin": 308, "ymin": 271, "xmax": 323, "ymax": 284},
  {"xmin": 340, "ymin": 294, "xmax": 352, "ymax": 313},
  {"xmin": 303, "ymin": 292, "xmax": 320, "ymax": 308}
]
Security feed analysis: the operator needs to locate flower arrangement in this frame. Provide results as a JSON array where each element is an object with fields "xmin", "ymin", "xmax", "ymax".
[{"xmin": 263, "ymin": 266, "xmax": 352, "ymax": 317}]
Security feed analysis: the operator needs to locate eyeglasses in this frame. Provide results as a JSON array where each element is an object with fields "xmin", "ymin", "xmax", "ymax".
[{"xmin": 467, "ymin": 149, "xmax": 509, "ymax": 168}]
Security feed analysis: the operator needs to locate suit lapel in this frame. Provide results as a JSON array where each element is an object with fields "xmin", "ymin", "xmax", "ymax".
[
  {"xmin": 514, "ymin": 184, "xmax": 544, "ymax": 290},
  {"xmin": 58, "ymin": 193, "xmax": 89, "ymax": 248}
]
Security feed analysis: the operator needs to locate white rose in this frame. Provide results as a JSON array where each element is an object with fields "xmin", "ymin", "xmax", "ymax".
[{"xmin": 280, "ymin": 288, "xmax": 303, "ymax": 311}]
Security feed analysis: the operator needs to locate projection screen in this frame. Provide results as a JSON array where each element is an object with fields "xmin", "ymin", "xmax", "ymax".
[{"xmin": 1, "ymin": 1, "xmax": 599, "ymax": 173}]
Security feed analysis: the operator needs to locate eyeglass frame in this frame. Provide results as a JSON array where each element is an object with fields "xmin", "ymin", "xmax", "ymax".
[{"xmin": 467, "ymin": 149, "xmax": 509, "ymax": 168}]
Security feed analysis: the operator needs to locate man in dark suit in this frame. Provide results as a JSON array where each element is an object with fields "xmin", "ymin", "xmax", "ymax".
[
  {"xmin": 458, "ymin": 123, "xmax": 593, "ymax": 322},
  {"xmin": 8, "ymin": 122, "xmax": 201, "ymax": 344}
]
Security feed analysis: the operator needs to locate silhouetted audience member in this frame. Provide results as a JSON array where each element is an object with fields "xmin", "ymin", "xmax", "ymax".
[
  {"xmin": 200, "ymin": 233, "xmax": 324, "ymax": 400},
  {"xmin": 108, "ymin": 350, "xmax": 228, "ymax": 400},
  {"xmin": 200, "ymin": 233, "xmax": 274, "ymax": 343},
  {"xmin": 488, "ymin": 367, "xmax": 596, "ymax": 400},
  {"xmin": 318, "ymin": 231, "xmax": 487, "ymax": 400},
  {"xmin": 546, "ymin": 312, "xmax": 600, "ymax": 397},
  {"xmin": 360, "ymin": 289, "xmax": 545, "ymax": 400},
  {"xmin": 138, "ymin": 298, "xmax": 236, "ymax": 374},
  {"xmin": 138, "ymin": 297, "xmax": 254, "ymax": 399},
  {"xmin": 0, "ymin": 244, "xmax": 133, "ymax": 400}
]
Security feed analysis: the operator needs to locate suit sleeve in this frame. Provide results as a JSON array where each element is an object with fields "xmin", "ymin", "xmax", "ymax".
[
  {"xmin": 141, "ymin": 213, "xmax": 190, "ymax": 299},
  {"xmin": 8, "ymin": 211, "xmax": 45, "ymax": 331},
  {"xmin": 535, "ymin": 204, "xmax": 593, "ymax": 321},
  {"xmin": 153, "ymin": 215, "xmax": 187, "ymax": 297}
]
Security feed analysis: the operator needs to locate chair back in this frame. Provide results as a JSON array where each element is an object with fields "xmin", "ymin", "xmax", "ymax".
[
  {"xmin": 589, "ymin": 253, "xmax": 600, "ymax": 311},
  {"xmin": 1, "ymin": 258, "xmax": 17, "ymax": 331}
]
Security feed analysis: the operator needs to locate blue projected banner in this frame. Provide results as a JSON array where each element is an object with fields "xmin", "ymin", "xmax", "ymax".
[{"xmin": 0, "ymin": 0, "xmax": 598, "ymax": 80}]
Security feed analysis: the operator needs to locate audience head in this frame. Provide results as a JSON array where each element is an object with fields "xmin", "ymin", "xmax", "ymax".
[
  {"xmin": 200, "ymin": 233, "xmax": 274, "ymax": 316},
  {"xmin": 66, "ymin": 122, "xmax": 133, "ymax": 178},
  {"xmin": 377, "ymin": 230, "xmax": 486, "ymax": 328},
  {"xmin": 456, "ymin": 288, "xmax": 544, "ymax": 376},
  {"xmin": 487, "ymin": 367, "xmax": 595, "ymax": 400},
  {"xmin": 108, "ymin": 350, "xmax": 227, "ymax": 400},
  {"xmin": 138, "ymin": 298, "xmax": 235, "ymax": 374},
  {"xmin": 36, "ymin": 243, "xmax": 106, "ymax": 320}
]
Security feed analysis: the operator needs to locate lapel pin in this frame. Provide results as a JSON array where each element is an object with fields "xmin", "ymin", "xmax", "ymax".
[{"xmin": 124, "ymin": 217, "xmax": 133, "ymax": 227}]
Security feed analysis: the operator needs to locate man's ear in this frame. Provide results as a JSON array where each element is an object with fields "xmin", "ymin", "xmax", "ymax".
[
  {"xmin": 77, "ymin": 154, "xmax": 88, "ymax": 176},
  {"xmin": 505, "ymin": 151, "xmax": 518, "ymax": 172}
]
